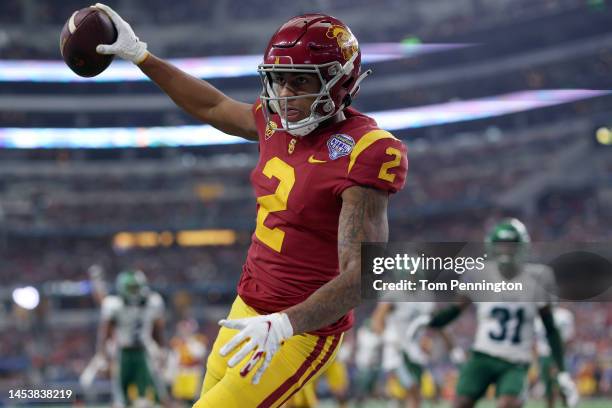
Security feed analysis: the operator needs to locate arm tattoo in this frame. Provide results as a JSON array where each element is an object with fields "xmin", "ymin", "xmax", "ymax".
[{"xmin": 285, "ymin": 186, "xmax": 389, "ymax": 334}]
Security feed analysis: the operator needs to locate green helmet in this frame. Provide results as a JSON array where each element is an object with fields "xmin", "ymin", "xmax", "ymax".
[
  {"xmin": 115, "ymin": 269, "xmax": 149, "ymax": 304},
  {"xmin": 486, "ymin": 218, "xmax": 530, "ymax": 244},
  {"xmin": 486, "ymin": 218, "xmax": 530, "ymax": 265}
]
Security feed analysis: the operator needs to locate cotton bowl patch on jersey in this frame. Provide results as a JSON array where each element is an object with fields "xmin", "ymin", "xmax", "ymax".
[{"xmin": 327, "ymin": 134, "xmax": 355, "ymax": 160}]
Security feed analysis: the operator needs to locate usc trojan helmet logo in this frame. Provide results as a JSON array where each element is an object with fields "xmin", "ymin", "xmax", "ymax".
[{"xmin": 326, "ymin": 25, "xmax": 358, "ymax": 61}]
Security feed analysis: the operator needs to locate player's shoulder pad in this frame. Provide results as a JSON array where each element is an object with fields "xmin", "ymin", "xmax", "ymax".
[
  {"xmin": 347, "ymin": 129, "xmax": 403, "ymax": 174},
  {"xmin": 554, "ymin": 307, "xmax": 574, "ymax": 321},
  {"xmin": 527, "ymin": 262, "xmax": 555, "ymax": 279},
  {"xmin": 528, "ymin": 263, "xmax": 557, "ymax": 295},
  {"xmin": 101, "ymin": 295, "xmax": 122, "ymax": 318},
  {"xmin": 342, "ymin": 128, "xmax": 408, "ymax": 193},
  {"xmin": 420, "ymin": 301, "xmax": 435, "ymax": 314},
  {"xmin": 527, "ymin": 262, "xmax": 553, "ymax": 271},
  {"xmin": 147, "ymin": 291, "xmax": 165, "ymax": 308}
]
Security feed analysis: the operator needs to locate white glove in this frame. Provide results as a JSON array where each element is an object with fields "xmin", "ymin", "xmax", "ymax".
[
  {"xmin": 557, "ymin": 371, "xmax": 579, "ymax": 407},
  {"xmin": 79, "ymin": 353, "xmax": 108, "ymax": 389},
  {"xmin": 93, "ymin": 3, "xmax": 148, "ymax": 64},
  {"xmin": 450, "ymin": 346, "xmax": 466, "ymax": 365},
  {"xmin": 219, "ymin": 313, "xmax": 293, "ymax": 384}
]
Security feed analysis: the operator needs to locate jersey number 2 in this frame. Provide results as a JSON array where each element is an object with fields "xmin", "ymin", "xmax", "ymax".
[
  {"xmin": 255, "ymin": 157, "xmax": 295, "ymax": 252},
  {"xmin": 378, "ymin": 147, "xmax": 401, "ymax": 182}
]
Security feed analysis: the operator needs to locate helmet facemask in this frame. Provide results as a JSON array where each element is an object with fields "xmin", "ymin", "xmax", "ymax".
[
  {"xmin": 116, "ymin": 270, "xmax": 149, "ymax": 305},
  {"xmin": 257, "ymin": 52, "xmax": 369, "ymax": 137},
  {"xmin": 485, "ymin": 218, "xmax": 531, "ymax": 277}
]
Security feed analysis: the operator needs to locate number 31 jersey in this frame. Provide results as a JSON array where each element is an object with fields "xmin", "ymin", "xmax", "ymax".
[
  {"xmin": 238, "ymin": 101, "xmax": 408, "ymax": 336},
  {"xmin": 472, "ymin": 262, "xmax": 555, "ymax": 363}
]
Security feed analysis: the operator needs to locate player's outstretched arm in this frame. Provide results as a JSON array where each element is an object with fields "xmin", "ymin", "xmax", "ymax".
[
  {"xmin": 138, "ymin": 54, "xmax": 258, "ymax": 140},
  {"xmin": 427, "ymin": 296, "xmax": 471, "ymax": 329},
  {"xmin": 539, "ymin": 306, "xmax": 565, "ymax": 371},
  {"xmin": 539, "ymin": 306, "xmax": 579, "ymax": 407},
  {"xmin": 94, "ymin": 3, "xmax": 257, "ymax": 141},
  {"xmin": 284, "ymin": 186, "xmax": 390, "ymax": 335}
]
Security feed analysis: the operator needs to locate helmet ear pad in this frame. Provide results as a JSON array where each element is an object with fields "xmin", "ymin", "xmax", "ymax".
[
  {"xmin": 315, "ymin": 63, "xmax": 367, "ymax": 115},
  {"xmin": 314, "ymin": 69, "xmax": 351, "ymax": 116}
]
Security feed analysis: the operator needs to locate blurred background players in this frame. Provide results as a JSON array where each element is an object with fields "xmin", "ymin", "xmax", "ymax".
[
  {"xmin": 373, "ymin": 302, "xmax": 432, "ymax": 408},
  {"xmin": 88, "ymin": 264, "xmax": 109, "ymax": 306},
  {"xmin": 96, "ymin": 270, "xmax": 168, "ymax": 408},
  {"xmin": 353, "ymin": 320, "xmax": 383, "ymax": 406},
  {"xmin": 79, "ymin": 264, "xmax": 111, "ymax": 399},
  {"xmin": 423, "ymin": 219, "xmax": 580, "ymax": 408},
  {"xmin": 372, "ymin": 301, "xmax": 461, "ymax": 408},
  {"xmin": 167, "ymin": 319, "xmax": 208, "ymax": 406}
]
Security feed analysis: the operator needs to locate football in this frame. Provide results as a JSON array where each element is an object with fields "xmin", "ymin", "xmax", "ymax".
[{"xmin": 60, "ymin": 7, "xmax": 117, "ymax": 77}]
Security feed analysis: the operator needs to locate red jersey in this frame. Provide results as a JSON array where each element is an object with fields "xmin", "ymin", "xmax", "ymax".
[{"xmin": 238, "ymin": 101, "xmax": 408, "ymax": 335}]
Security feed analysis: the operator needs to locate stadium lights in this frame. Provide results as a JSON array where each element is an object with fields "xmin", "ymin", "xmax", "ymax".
[
  {"xmin": 12, "ymin": 286, "xmax": 40, "ymax": 310},
  {"xmin": 595, "ymin": 126, "xmax": 612, "ymax": 145},
  {"xmin": 113, "ymin": 231, "xmax": 174, "ymax": 249},
  {"xmin": 0, "ymin": 43, "xmax": 472, "ymax": 83},
  {"xmin": 0, "ymin": 90, "xmax": 608, "ymax": 149},
  {"xmin": 177, "ymin": 230, "xmax": 236, "ymax": 247},
  {"xmin": 113, "ymin": 230, "xmax": 236, "ymax": 249}
]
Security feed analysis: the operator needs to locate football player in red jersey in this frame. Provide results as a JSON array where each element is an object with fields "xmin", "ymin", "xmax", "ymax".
[{"xmin": 95, "ymin": 4, "xmax": 407, "ymax": 406}]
